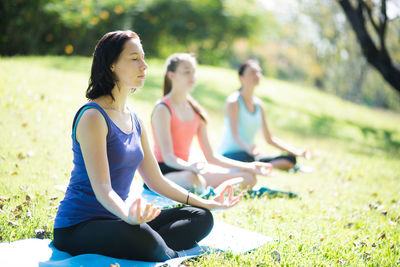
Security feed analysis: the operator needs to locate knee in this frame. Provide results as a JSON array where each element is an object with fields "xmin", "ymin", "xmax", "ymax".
[
  {"xmin": 243, "ymin": 173, "xmax": 257, "ymax": 189},
  {"xmin": 287, "ymin": 155, "xmax": 297, "ymax": 165},
  {"xmin": 124, "ymin": 224, "xmax": 176, "ymax": 261},
  {"xmin": 193, "ymin": 207, "xmax": 214, "ymax": 233},
  {"xmin": 189, "ymin": 173, "xmax": 207, "ymax": 192}
]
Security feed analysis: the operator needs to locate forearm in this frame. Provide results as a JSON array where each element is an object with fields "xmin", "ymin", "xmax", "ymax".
[
  {"xmin": 269, "ymin": 136, "xmax": 301, "ymax": 156},
  {"xmin": 207, "ymin": 153, "xmax": 254, "ymax": 172},
  {"xmin": 232, "ymin": 136, "xmax": 253, "ymax": 154},
  {"xmin": 149, "ymin": 175, "xmax": 211, "ymax": 209},
  {"xmin": 93, "ymin": 184, "xmax": 130, "ymax": 222},
  {"xmin": 162, "ymin": 153, "xmax": 195, "ymax": 172}
]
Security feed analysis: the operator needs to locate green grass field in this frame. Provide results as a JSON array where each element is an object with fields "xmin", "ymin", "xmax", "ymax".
[{"xmin": 1, "ymin": 56, "xmax": 399, "ymax": 266}]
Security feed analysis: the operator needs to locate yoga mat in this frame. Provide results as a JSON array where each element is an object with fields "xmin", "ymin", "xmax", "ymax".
[
  {"xmin": 126, "ymin": 180, "xmax": 180, "ymax": 208},
  {"xmin": 0, "ymin": 220, "xmax": 273, "ymax": 267}
]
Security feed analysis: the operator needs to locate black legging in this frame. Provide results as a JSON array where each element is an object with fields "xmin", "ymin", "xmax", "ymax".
[
  {"xmin": 223, "ymin": 151, "xmax": 296, "ymax": 165},
  {"xmin": 53, "ymin": 206, "xmax": 213, "ymax": 262}
]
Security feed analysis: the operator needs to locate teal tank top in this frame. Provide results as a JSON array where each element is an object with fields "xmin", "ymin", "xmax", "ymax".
[{"xmin": 219, "ymin": 94, "xmax": 262, "ymax": 154}]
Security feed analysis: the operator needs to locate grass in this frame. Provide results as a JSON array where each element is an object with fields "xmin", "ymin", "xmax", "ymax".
[{"xmin": 1, "ymin": 56, "xmax": 400, "ymax": 266}]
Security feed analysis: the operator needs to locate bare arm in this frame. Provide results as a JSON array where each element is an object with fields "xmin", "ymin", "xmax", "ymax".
[
  {"xmin": 138, "ymin": 117, "xmax": 243, "ymax": 209},
  {"xmin": 260, "ymin": 103, "xmax": 303, "ymax": 156},
  {"xmin": 197, "ymin": 118, "xmax": 272, "ymax": 176},
  {"xmin": 151, "ymin": 104, "xmax": 198, "ymax": 172},
  {"xmin": 198, "ymin": 120, "xmax": 255, "ymax": 171},
  {"xmin": 76, "ymin": 109, "xmax": 159, "ymax": 225}
]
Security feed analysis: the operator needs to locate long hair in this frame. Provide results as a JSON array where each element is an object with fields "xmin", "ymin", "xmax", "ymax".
[
  {"xmin": 86, "ymin": 30, "xmax": 140, "ymax": 101},
  {"xmin": 163, "ymin": 53, "xmax": 208, "ymax": 123}
]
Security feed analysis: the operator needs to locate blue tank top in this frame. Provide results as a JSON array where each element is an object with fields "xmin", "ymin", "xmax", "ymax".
[
  {"xmin": 54, "ymin": 102, "xmax": 143, "ymax": 228},
  {"xmin": 219, "ymin": 94, "xmax": 262, "ymax": 154}
]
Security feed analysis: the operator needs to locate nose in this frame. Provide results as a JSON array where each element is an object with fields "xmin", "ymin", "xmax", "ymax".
[{"xmin": 141, "ymin": 58, "xmax": 148, "ymax": 70}]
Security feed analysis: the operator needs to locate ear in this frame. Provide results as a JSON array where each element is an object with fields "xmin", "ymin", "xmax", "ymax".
[
  {"xmin": 167, "ymin": 71, "xmax": 174, "ymax": 80},
  {"xmin": 110, "ymin": 64, "xmax": 115, "ymax": 72}
]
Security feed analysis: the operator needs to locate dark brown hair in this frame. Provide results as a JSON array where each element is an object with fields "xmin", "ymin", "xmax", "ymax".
[
  {"xmin": 86, "ymin": 30, "xmax": 140, "ymax": 100},
  {"xmin": 238, "ymin": 59, "xmax": 260, "ymax": 76},
  {"xmin": 163, "ymin": 53, "xmax": 208, "ymax": 123}
]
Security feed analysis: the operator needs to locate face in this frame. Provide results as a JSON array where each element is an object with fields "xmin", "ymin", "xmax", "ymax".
[
  {"xmin": 169, "ymin": 59, "xmax": 196, "ymax": 92},
  {"xmin": 240, "ymin": 63, "xmax": 262, "ymax": 87},
  {"xmin": 111, "ymin": 38, "xmax": 148, "ymax": 90}
]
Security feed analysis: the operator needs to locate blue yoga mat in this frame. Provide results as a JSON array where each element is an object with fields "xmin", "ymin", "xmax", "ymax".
[
  {"xmin": 14, "ymin": 180, "xmax": 274, "ymax": 266},
  {"xmin": 0, "ymin": 220, "xmax": 273, "ymax": 267}
]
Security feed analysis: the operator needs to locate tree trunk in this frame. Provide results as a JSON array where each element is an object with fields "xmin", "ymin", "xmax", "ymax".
[{"xmin": 337, "ymin": 0, "xmax": 400, "ymax": 94}]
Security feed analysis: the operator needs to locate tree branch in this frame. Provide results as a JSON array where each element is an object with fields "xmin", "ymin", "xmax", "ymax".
[
  {"xmin": 360, "ymin": 0, "xmax": 380, "ymax": 34},
  {"xmin": 379, "ymin": 0, "xmax": 387, "ymax": 49},
  {"xmin": 337, "ymin": 0, "xmax": 400, "ymax": 93}
]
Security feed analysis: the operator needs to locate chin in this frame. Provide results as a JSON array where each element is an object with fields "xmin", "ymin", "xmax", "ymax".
[{"xmin": 134, "ymin": 82, "xmax": 145, "ymax": 88}]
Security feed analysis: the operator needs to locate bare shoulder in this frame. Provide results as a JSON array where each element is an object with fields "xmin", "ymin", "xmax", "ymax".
[
  {"xmin": 152, "ymin": 102, "xmax": 171, "ymax": 121},
  {"xmin": 78, "ymin": 108, "xmax": 107, "ymax": 129},
  {"xmin": 253, "ymin": 96, "xmax": 265, "ymax": 110},
  {"xmin": 226, "ymin": 91, "xmax": 240, "ymax": 104},
  {"xmin": 76, "ymin": 108, "xmax": 108, "ymax": 141}
]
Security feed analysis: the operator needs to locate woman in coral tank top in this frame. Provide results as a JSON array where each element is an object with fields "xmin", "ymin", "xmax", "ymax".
[{"xmin": 149, "ymin": 53, "xmax": 272, "ymax": 195}]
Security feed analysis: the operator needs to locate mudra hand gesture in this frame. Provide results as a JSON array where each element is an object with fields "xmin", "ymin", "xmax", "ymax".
[
  {"xmin": 206, "ymin": 185, "xmax": 244, "ymax": 210},
  {"xmin": 301, "ymin": 148, "xmax": 314, "ymax": 159},
  {"xmin": 126, "ymin": 198, "xmax": 161, "ymax": 225},
  {"xmin": 250, "ymin": 161, "xmax": 273, "ymax": 176}
]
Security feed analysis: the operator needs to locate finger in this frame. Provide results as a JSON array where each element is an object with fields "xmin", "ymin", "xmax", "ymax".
[
  {"xmin": 151, "ymin": 208, "xmax": 161, "ymax": 220},
  {"xmin": 129, "ymin": 198, "xmax": 139, "ymax": 216},
  {"xmin": 142, "ymin": 203, "xmax": 151, "ymax": 220},
  {"xmin": 136, "ymin": 198, "xmax": 142, "ymax": 222},
  {"xmin": 147, "ymin": 206, "xmax": 158, "ymax": 219},
  {"xmin": 231, "ymin": 194, "xmax": 244, "ymax": 205},
  {"xmin": 221, "ymin": 184, "xmax": 231, "ymax": 196},
  {"xmin": 229, "ymin": 198, "xmax": 241, "ymax": 207},
  {"xmin": 228, "ymin": 185, "xmax": 234, "ymax": 202},
  {"xmin": 145, "ymin": 207, "xmax": 157, "ymax": 222}
]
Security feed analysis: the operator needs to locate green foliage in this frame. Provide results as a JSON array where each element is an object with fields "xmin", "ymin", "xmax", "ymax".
[
  {"xmin": 0, "ymin": 0, "xmax": 60, "ymax": 54},
  {"xmin": 131, "ymin": 0, "xmax": 264, "ymax": 64},
  {"xmin": 1, "ymin": 56, "xmax": 399, "ymax": 265},
  {"xmin": 1, "ymin": 0, "xmax": 267, "ymax": 65},
  {"xmin": 300, "ymin": 0, "xmax": 400, "ymax": 111}
]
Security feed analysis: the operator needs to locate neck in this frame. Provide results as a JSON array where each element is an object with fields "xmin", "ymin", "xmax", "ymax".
[
  {"xmin": 97, "ymin": 85, "xmax": 129, "ymax": 112},
  {"xmin": 240, "ymin": 85, "xmax": 254, "ymax": 100},
  {"xmin": 167, "ymin": 88, "xmax": 188, "ymax": 104}
]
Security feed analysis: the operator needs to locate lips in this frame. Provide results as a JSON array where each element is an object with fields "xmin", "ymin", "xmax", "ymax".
[{"xmin": 138, "ymin": 74, "xmax": 146, "ymax": 79}]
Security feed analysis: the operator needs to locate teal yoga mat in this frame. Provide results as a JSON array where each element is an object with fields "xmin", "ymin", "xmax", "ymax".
[{"xmin": 0, "ymin": 220, "xmax": 274, "ymax": 267}]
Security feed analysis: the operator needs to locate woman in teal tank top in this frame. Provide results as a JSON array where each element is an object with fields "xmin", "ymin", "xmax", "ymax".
[{"xmin": 219, "ymin": 60, "xmax": 312, "ymax": 171}]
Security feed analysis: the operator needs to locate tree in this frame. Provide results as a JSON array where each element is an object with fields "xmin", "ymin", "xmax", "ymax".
[{"xmin": 337, "ymin": 0, "xmax": 400, "ymax": 94}]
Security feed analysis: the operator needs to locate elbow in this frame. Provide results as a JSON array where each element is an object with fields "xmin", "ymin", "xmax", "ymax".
[
  {"xmin": 92, "ymin": 184, "xmax": 112, "ymax": 203},
  {"xmin": 204, "ymin": 152, "xmax": 218, "ymax": 164},
  {"xmin": 265, "ymin": 136, "xmax": 274, "ymax": 145},
  {"xmin": 161, "ymin": 153, "xmax": 175, "ymax": 166}
]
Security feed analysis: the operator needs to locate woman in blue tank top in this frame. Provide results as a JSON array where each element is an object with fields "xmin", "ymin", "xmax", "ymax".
[
  {"xmin": 53, "ymin": 30, "xmax": 243, "ymax": 262},
  {"xmin": 219, "ymin": 60, "xmax": 312, "ymax": 171}
]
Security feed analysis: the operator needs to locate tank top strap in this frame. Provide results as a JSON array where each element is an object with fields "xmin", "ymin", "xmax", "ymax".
[
  {"xmin": 127, "ymin": 107, "xmax": 142, "ymax": 137},
  {"xmin": 72, "ymin": 102, "xmax": 111, "ymax": 142},
  {"xmin": 160, "ymin": 97, "xmax": 174, "ymax": 116}
]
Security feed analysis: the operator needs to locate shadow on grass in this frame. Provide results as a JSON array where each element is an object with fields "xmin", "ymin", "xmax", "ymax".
[{"xmin": 259, "ymin": 96, "xmax": 400, "ymax": 158}]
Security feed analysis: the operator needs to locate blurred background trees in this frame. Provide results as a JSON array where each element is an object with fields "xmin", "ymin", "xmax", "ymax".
[{"xmin": 1, "ymin": 0, "xmax": 399, "ymax": 110}]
